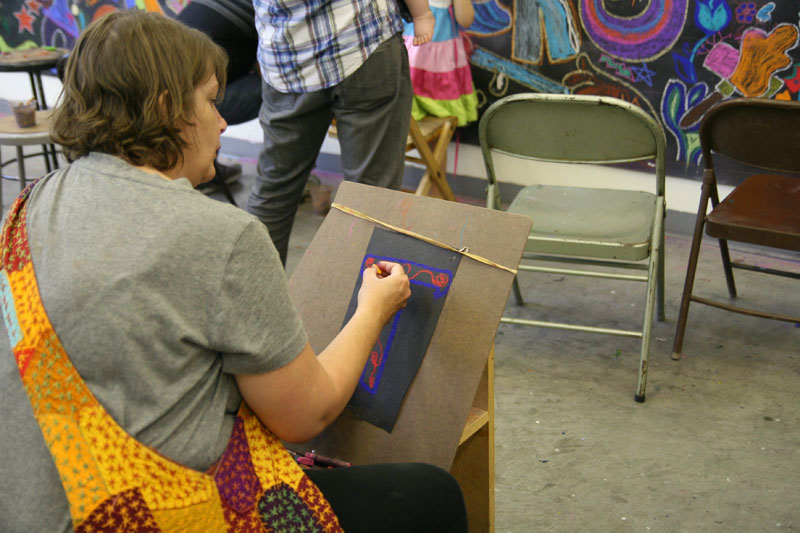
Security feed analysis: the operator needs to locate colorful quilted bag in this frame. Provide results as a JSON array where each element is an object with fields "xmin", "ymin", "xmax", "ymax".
[{"xmin": 0, "ymin": 182, "xmax": 342, "ymax": 532}]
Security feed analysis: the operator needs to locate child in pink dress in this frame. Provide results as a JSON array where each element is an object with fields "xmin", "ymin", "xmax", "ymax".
[{"xmin": 403, "ymin": 0, "xmax": 478, "ymax": 126}]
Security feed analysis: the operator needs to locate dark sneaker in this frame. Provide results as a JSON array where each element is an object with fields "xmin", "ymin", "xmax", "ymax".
[
  {"xmin": 197, "ymin": 162, "xmax": 242, "ymax": 195},
  {"xmin": 216, "ymin": 162, "xmax": 242, "ymax": 184}
]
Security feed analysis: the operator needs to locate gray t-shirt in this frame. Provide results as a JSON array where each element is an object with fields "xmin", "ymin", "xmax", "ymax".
[{"xmin": 0, "ymin": 153, "xmax": 307, "ymax": 532}]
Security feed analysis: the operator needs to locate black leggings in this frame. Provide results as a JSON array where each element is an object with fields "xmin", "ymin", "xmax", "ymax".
[{"xmin": 305, "ymin": 463, "xmax": 468, "ymax": 533}]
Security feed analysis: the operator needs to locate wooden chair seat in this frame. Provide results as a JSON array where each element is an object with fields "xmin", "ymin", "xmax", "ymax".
[{"xmin": 705, "ymin": 173, "xmax": 800, "ymax": 251}]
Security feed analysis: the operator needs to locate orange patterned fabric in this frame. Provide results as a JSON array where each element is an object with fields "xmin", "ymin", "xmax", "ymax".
[{"xmin": 1, "ymin": 183, "xmax": 342, "ymax": 532}]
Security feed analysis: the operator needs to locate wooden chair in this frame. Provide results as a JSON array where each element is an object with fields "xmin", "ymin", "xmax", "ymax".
[
  {"xmin": 672, "ymin": 98, "xmax": 800, "ymax": 360},
  {"xmin": 479, "ymin": 93, "xmax": 666, "ymax": 402},
  {"xmin": 329, "ymin": 115, "xmax": 458, "ymax": 201}
]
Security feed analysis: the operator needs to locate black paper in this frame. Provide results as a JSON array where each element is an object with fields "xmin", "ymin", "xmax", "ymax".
[{"xmin": 342, "ymin": 228, "xmax": 461, "ymax": 432}]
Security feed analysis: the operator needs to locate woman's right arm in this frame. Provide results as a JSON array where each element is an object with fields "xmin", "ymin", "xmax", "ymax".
[{"xmin": 235, "ymin": 261, "xmax": 410, "ymax": 443}]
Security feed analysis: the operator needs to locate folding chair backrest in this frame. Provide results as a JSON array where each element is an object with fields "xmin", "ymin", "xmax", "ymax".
[
  {"xmin": 479, "ymin": 93, "xmax": 666, "ymax": 195},
  {"xmin": 700, "ymin": 98, "xmax": 800, "ymax": 175}
]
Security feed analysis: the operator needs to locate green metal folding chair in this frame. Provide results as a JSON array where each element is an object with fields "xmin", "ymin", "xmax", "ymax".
[{"xmin": 479, "ymin": 93, "xmax": 666, "ymax": 402}]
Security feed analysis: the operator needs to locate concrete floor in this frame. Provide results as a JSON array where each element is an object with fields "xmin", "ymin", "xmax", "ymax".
[{"xmin": 2, "ymin": 146, "xmax": 798, "ymax": 532}]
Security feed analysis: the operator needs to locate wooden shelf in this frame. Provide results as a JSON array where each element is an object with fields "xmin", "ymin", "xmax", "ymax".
[{"xmin": 459, "ymin": 407, "xmax": 489, "ymax": 446}]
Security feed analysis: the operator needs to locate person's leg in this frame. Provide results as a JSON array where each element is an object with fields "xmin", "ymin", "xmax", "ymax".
[
  {"xmin": 331, "ymin": 34, "xmax": 413, "ymax": 190},
  {"xmin": 305, "ymin": 463, "xmax": 468, "ymax": 533},
  {"xmin": 178, "ymin": 1, "xmax": 260, "ymax": 193},
  {"xmin": 246, "ymin": 81, "xmax": 332, "ymax": 264},
  {"xmin": 175, "ymin": 2, "xmax": 219, "ymax": 34},
  {"xmin": 176, "ymin": 1, "xmax": 257, "ymax": 81},
  {"xmin": 217, "ymin": 73, "xmax": 262, "ymax": 125}
]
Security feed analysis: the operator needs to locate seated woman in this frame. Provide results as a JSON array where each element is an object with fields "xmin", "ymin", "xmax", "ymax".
[{"xmin": 0, "ymin": 10, "xmax": 467, "ymax": 533}]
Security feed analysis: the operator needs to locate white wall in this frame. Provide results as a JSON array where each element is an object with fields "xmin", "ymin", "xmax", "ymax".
[{"xmin": 2, "ymin": 72, "xmax": 724, "ymax": 213}]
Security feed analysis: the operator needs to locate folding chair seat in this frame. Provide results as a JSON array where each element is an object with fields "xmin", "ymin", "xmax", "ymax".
[
  {"xmin": 672, "ymin": 98, "xmax": 800, "ymax": 360},
  {"xmin": 479, "ymin": 93, "xmax": 666, "ymax": 402}
]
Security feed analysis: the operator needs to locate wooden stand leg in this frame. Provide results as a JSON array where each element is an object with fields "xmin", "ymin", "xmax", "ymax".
[
  {"xmin": 409, "ymin": 118, "xmax": 456, "ymax": 202},
  {"xmin": 417, "ymin": 138, "xmax": 450, "ymax": 200},
  {"xmin": 450, "ymin": 347, "xmax": 495, "ymax": 532}
]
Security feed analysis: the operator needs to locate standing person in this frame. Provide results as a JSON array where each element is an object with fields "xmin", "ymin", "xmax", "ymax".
[
  {"xmin": 0, "ymin": 10, "xmax": 468, "ymax": 532},
  {"xmin": 248, "ymin": 0, "xmax": 414, "ymax": 265},
  {"xmin": 403, "ymin": 0, "xmax": 478, "ymax": 126},
  {"xmin": 177, "ymin": 0, "xmax": 261, "ymax": 188}
]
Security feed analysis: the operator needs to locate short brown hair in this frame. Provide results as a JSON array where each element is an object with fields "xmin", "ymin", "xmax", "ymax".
[{"xmin": 51, "ymin": 9, "xmax": 227, "ymax": 171}]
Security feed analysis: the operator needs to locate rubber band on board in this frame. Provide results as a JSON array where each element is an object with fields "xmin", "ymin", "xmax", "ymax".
[{"xmin": 330, "ymin": 203, "xmax": 518, "ymax": 275}]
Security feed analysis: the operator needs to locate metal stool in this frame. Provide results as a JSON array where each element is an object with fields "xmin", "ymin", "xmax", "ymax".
[
  {"xmin": 0, "ymin": 109, "xmax": 57, "ymax": 208},
  {"xmin": 0, "ymin": 48, "xmax": 67, "ymax": 112},
  {"xmin": 0, "ymin": 47, "xmax": 67, "ymax": 188}
]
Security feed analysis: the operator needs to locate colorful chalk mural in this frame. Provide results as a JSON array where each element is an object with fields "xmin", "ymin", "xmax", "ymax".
[
  {"xmin": 0, "ymin": 0, "xmax": 186, "ymax": 52},
  {"xmin": 466, "ymin": 0, "xmax": 800, "ymax": 178},
  {"xmin": 1, "ymin": 0, "xmax": 799, "ymax": 178}
]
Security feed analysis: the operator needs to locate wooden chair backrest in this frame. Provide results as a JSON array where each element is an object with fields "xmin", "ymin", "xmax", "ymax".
[{"xmin": 700, "ymin": 98, "xmax": 800, "ymax": 175}]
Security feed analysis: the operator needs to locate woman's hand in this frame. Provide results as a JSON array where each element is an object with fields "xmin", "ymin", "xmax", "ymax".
[
  {"xmin": 237, "ymin": 261, "xmax": 411, "ymax": 443},
  {"xmin": 356, "ymin": 261, "xmax": 411, "ymax": 327}
]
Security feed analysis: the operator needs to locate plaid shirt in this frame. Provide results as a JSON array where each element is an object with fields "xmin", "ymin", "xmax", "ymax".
[{"xmin": 254, "ymin": 0, "xmax": 404, "ymax": 93}]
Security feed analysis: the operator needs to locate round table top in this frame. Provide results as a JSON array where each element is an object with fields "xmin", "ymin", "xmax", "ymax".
[
  {"xmin": 0, "ymin": 47, "xmax": 69, "ymax": 72},
  {"xmin": 0, "ymin": 109, "xmax": 53, "ymax": 140}
]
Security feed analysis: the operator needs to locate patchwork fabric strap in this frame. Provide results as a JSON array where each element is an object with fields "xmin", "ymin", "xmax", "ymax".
[{"xmin": 0, "ymin": 182, "xmax": 341, "ymax": 532}]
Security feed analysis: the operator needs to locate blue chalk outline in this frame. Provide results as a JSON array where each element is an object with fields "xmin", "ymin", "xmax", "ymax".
[
  {"xmin": 470, "ymin": 48, "xmax": 569, "ymax": 94},
  {"xmin": 360, "ymin": 311, "xmax": 402, "ymax": 395},
  {"xmin": 358, "ymin": 254, "xmax": 455, "ymax": 394}
]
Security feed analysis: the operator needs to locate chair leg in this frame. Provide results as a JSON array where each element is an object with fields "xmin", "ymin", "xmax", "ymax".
[
  {"xmin": 718, "ymin": 238, "xmax": 737, "ymax": 298},
  {"xmin": 409, "ymin": 118, "xmax": 456, "ymax": 201},
  {"xmin": 707, "ymin": 182, "xmax": 736, "ymax": 297},
  {"xmin": 47, "ymin": 143, "xmax": 59, "ymax": 170},
  {"xmin": 40, "ymin": 144, "xmax": 52, "ymax": 173},
  {"xmin": 672, "ymin": 180, "xmax": 713, "ymax": 360},
  {"xmin": 656, "ymin": 205, "xmax": 666, "ymax": 322},
  {"xmin": 635, "ymin": 200, "xmax": 664, "ymax": 402},
  {"xmin": 511, "ymin": 276, "xmax": 524, "ymax": 305},
  {"xmin": 16, "ymin": 146, "xmax": 26, "ymax": 190},
  {"xmin": 428, "ymin": 121, "xmax": 455, "ymax": 200}
]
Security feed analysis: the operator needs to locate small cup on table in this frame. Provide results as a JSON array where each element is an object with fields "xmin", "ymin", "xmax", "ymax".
[{"xmin": 12, "ymin": 98, "xmax": 37, "ymax": 128}]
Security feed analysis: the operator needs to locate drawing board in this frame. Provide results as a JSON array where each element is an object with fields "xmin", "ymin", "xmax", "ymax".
[{"xmin": 288, "ymin": 182, "xmax": 531, "ymax": 470}]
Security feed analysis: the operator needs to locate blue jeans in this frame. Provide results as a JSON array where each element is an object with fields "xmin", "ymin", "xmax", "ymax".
[{"xmin": 246, "ymin": 34, "xmax": 413, "ymax": 264}]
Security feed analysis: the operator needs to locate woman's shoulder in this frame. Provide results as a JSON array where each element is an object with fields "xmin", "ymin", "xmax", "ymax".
[{"xmin": 28, "ymin": 153, "xmax": 266, "ymax": 252}]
